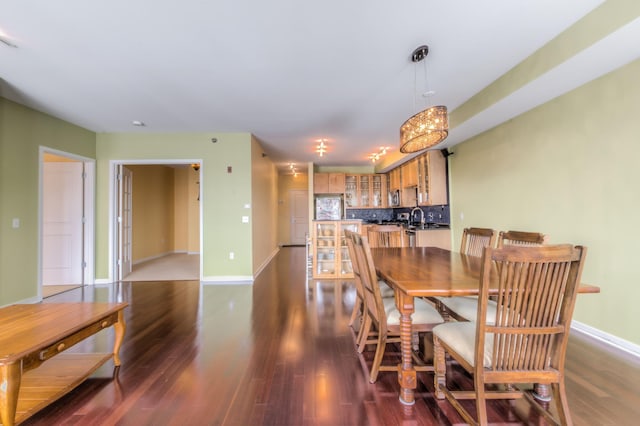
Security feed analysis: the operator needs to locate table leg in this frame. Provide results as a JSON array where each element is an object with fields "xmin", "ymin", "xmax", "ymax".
[
  {"xmin": 395, "ymin": 292, "xmax": 416, "ymax": 405},
  {"xmin": 112, "ymin": 309, "xmax": 126, "ymax": 367},
  {"xmin": 532, "ymin": 383, "xmax": 552, "ymax": 401},
  {"xmin": 0, "ymin": 362, "xmax": 22, "ymax": 426}
]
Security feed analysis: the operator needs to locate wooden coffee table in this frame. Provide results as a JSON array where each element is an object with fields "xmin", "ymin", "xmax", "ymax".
[{"xmin": 0, "ymin": 303, "xmax": 128, "ymax": 426}]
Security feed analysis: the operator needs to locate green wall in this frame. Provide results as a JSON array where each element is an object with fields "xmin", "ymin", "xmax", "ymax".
[
  {"xmin": 95, "ymin": 132, "xmax": 262, "ymax": 281},
  {"xmin": 251, "ymin": 137, "xmax": 279, "ymax": 273},
  {"xmin": 449, "ymin": 59, "xmax": 640, "ymax": 345},
  {"xmin": 0, "ymin": 98, "xmax": 95, "ymax": 305}
]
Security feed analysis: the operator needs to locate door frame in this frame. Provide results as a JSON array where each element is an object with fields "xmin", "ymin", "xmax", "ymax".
[
  {"xmin": 38, "ymin": 147, "xmax": 95, "ymax": 295},
  {"xmin": 108, "ymin": 159, "xmax": 204, "ymax": 283}
]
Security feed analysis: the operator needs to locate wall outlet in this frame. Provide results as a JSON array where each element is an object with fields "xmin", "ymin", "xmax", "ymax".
[
  {"xmin": 229, "ymin": 252, "xmax": 234, "ymax": 260},
  {"xmin": 242, "ymin": 216, "xmax": 249, "ymax": 223}
]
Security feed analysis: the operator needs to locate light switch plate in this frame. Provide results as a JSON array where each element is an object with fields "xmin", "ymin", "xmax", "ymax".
[{"xmin": 242, "ymin": 216, "xmax": 249, "ymax": 223}]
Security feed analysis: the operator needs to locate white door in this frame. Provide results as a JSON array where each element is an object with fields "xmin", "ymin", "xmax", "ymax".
[
  {"xmin": 290, "ymin": 190, "xmax": 309, "ymax": 245},
  {"xmin": 117, "ymin": 165, "xmax": 133, "ymax": 280},
  {"xmin": 42, "ymin": 162, "xmax": 84, "ymax": 285}
]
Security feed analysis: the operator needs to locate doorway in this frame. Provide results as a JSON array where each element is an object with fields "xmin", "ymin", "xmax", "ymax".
[
  {"xmin": 111, "ymin": 160, "xmax": 203, "ymax": 283},
  {"xmin": 289, "ymin": 189, "xmax": 309, "ymax": 245},
  {"xmin": 39, "ymin": 148, "xmax": 95, "ymax": 297}
]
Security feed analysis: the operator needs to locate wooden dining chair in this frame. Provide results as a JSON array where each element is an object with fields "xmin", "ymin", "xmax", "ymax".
[
  {"xmin": 432, "ymin": 244, "xmax": 587, "ymax": 425},
  {"xmin": 434, "ymin": 227, "xmax": 498, "ymax": 322},
  {"xmin": 345, "ymin": 230, "xmax": 394, "ymax": 352},
  {"xmin": 498, "ymin": 230, "xmax": 547, "ymax": 247},
  {"xmin": 367, "ymin": 227, "xmax": 406, "ymax": 248},
  {"xmin": 460, "ymin": 227, "xmax": 498, "ymax": 256},
  {"xmin": 439, "ymin": 229, "xmax": 547, "ymax": 322},
  {"xmin": 349, "ymin": 231, "xmax": 444, "ymax": 383}
]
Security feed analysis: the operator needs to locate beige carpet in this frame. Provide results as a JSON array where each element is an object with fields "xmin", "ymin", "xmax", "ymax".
[{"xmin": 124, "ymin": 253, "xmax": 199, "ymax": 281}]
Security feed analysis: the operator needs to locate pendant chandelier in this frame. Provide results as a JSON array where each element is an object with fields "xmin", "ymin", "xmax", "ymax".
[{"xmin": 399, "ymin": 45, "xmax": 448, "ymax": 153}]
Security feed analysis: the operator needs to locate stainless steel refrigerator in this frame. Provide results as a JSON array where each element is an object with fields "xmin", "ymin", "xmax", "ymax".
[{"xmin": 314, "ymin": 195, "xmax": 344, "ymax": 220}]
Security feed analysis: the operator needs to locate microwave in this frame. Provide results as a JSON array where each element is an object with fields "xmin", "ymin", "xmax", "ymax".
[{"xmin": 389, "ymin": 189, "xmax": 400, "ymax": 207}]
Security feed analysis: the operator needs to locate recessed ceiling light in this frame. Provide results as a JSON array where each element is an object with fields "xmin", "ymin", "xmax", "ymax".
[{"xmin": 132, "ymin": 120, "xmax": 146, "ymax": 127}]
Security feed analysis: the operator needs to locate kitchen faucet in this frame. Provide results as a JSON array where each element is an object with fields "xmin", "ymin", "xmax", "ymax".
[{"xmin": 410, "ymin": 206, "xmax": 424, "ymax": 225}]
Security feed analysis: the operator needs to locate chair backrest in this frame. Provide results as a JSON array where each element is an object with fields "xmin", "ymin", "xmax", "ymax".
[
  {"xmin": 497, "ymin": 230, "xmax": 546, "ymax": 248},
  {"xmin": 347, "ymin": 231, "xmax": 386, "ymax": 328},
  {"xmin": 345, "ymin": 230, "xmax": 364, "ymax": 298},
  {"xmin": 475, "ymin": 244, "xmax": 587, "ymax": 381},
  {"xmin": 460, "ymin": 227, "xmax": 497, "ymax": 257},
  {"xmin": 367, "ymin": 228, "xmax": 406, "ymax": 248}
]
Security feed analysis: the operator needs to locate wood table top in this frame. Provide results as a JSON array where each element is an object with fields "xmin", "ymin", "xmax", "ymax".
[
  {"xmin": 371, "ymin": 247, "xmax": 600, "ymax": 297},
  {"xmin": 0, "ymin": 303, "xmax": 128, "ymax": 363}
]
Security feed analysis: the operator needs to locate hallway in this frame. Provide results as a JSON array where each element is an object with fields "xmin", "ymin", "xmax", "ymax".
[{"xmin": 124, "ymin": 253, "xmax": 199, "ymax": 281}]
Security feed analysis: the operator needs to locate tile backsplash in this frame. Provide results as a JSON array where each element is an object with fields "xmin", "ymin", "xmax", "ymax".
[{"xmin": 347, "ymin": 205, "xmax": 450, "ymax": 224}]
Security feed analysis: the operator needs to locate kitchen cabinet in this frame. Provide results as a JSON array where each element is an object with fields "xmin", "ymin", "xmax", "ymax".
[
  {"xmin": 401, "ymin": 159, "xmax": 418, "ymax": 188},
  {"xmin": 388, "ymin": 168, "xmax": 401, "ymax": 192},
  {"xmin": 312, "ymin": 220, "xmax": 360, "ymax": 278},
  {"xmin": 415, "ymin": 229, "xmax": 451, "ymax": 250},
  {"xmin": 314, "ymin": 173, "xmax": 345, "ymax": 194},
  {"xmin": 399, "ymin": 159, "xmax": 419, "ymax": 207},
  {"xmin": 345, "ymin": 174, "xmax": 387, "ymax": 208},
  {"xmin": 417, "ymin": 150, "xmax": 447, "ymax": 205}
]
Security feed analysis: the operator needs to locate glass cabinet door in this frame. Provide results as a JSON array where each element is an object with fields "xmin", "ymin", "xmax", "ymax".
[
  {"xmin": 339, "ymin": 222, "xmax": 359, "ymax": 275},
  {"xmin": 345, "ymin": 175, "xmax": 357, "ymax": 207},
  {"xmin": 371, "ymin": 175, "xmax": 382, "ymax": 207},
  {"xmin": 315, "ymin": 222, "xmax": 336, "ymax": 276},
  {"xmin": 359, "ymin": 175, "xmax": 370, "ymax": 207}
]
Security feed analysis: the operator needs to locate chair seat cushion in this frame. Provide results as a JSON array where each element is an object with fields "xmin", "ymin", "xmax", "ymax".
[
  {"xmin": 436, "ymin": 296, "xmax": 497, "ymax": 323},
  {"xmin": 433, "ymin": 322, "xmax": 494, "ymax": 368},
  {"xmin": 383, "ymin": 297, "xmax": 443, "ymax": 326},
  {"xmin": 378, "ymin": 280, "xmax": 395, "ymax": 298}
]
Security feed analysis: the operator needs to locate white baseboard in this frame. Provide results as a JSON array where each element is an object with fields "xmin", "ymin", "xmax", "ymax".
[
  {"xmin": 133, "ymin": 252, "xmax": 173, "ymax": 265},
  {"xmin": 201, "ymin": 276, "xmax": 254, "ymax": 285},
  {"xmin": 254, "ymin": 247, "xmax": 280, "ymax": 279},
  {"xmin": 94, "ymin": 278, "xmax": 112, "ymax": 284},
  {"xmin": 572, "ymin": 320, "xmax": 640, "ymax": 358},
  {"xmin": 1, "ymin": 295, "xmax": 41, "ymax": 308}
]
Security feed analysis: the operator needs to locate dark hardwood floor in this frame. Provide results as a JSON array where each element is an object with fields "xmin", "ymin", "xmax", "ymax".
[{"xmin": 24, "ymin": 247, "xmax": 640, "ymax": 425}]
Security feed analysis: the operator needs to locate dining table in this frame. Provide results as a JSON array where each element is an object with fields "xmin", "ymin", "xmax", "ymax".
[{"xmin": 370, "ymin": 246, "xmax": 600, "ymax": 405}]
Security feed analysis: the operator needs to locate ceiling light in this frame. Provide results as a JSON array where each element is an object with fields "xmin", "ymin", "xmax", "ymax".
[
  {"xmin": 132, "ymin": 120, "xmax": 146, "ymax": 127},
  {"xmin": 368, "ymin": 146, "xmax": 391, "ymax": 163},
  {"xmin": 399, "ymin": 45, "xmax": 448, "ymax": 153},
  {"xmin": 316, "ymin": 139, "xmax": 328, "ymax": 157}
]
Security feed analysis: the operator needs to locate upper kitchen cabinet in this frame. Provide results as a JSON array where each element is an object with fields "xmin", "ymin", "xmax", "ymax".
[
  {"xmin": 388, "ymin": 168, "xmax": 401, "ymax": 192},
  {"xmin": 314, "ymin": 173, "xmax": 345, "ymax": 194},
  {"xmin": 400, "ymin": 158, "xmax": 420, "ymax": 207},
  {"xmin": 345, "ymin": 174, "xmax": 387, "ymax": 208},
  {"xmin": 401, "ymin": 158, "xmax": 419, "ymax": 188},
  {"xmin": 417, "ymin": 150, "xmax": 447, "ymax": 205}
]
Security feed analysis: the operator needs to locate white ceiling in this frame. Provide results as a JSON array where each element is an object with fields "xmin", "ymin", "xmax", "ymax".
[{"xmin": 2, "ymin": 0, "xmax": 635, "ymax": 172}]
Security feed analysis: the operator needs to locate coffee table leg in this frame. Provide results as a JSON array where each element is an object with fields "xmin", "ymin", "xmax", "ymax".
[
  {"xmin": 0, "ymin": 362, "xmax": 22, "ymax": 426},
  {"xmin": 112, "ymin": 310, "xmax": 126, "ymax": 367},
  {"xmin": 395, "ymin": 292, "xmax": 416, "ymax": 405}
]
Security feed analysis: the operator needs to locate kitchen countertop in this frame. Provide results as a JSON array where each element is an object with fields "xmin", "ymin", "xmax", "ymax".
[{"xmin": 362, "ymin": 221, "xmax": 450, "ymax": 231}]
